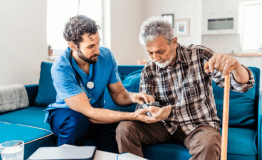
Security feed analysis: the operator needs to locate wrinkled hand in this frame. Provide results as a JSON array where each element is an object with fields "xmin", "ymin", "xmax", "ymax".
[
  {"xmin": 204, "ymin": 54, "xmax": 240, "ymax": 76},
  {"xmin": 134, "ymin": 105, "xmax": 172, "ymax": 123},
  {"xmin": 130, "ymin": 92, "xmax": 155, "ymax": 105}
]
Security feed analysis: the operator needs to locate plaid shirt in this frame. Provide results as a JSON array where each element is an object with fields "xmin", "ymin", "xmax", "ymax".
[{"xmin": 136, "ymin": 44, "xmax": 255, "ymax": 136}]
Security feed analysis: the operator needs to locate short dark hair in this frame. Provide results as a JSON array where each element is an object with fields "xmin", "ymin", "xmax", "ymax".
[{"xmin": 63, "ymin": 15, "xmax": 100, "ymax": 46}]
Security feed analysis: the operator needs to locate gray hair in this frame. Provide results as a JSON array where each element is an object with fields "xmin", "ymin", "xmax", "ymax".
[{"xmin": 139, "ymin": 16, "xmax": 174, "ymax": 46}]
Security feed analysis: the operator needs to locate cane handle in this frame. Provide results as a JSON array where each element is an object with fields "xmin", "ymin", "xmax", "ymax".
[{"xmin": 204, "ymin": 62, "xmax": 238, "ymax": 75}]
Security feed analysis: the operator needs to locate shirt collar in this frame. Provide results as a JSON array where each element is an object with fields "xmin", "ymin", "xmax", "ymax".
[{"xmin": 175, "ymin": 43, "xmax": 187, "ymax": 64}]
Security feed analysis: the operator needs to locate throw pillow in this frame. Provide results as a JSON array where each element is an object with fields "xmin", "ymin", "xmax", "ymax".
[
  {"xmin": 213, "ymin": 67, "xmax": 256, "ymax": 128},
  {"xmin": 103, "ymin": 69, "xmax": 142, "ymax": 112},
  {"xmin": 34, "ymin": 62, "xmax": 57, "ymax": 106},
  {"xmin": 0, "ymin": 84, "xmax": 29, "ymax": 113}
]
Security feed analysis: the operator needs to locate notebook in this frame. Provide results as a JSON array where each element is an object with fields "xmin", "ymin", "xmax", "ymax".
[{"xmin": 27, "ymin": 146, "xmax": 96, "ymax": 160}]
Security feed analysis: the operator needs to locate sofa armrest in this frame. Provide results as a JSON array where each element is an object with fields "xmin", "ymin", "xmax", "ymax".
[
  {"xmin": 25, "ymin": 84, "xmax": 38, "ymax": 106},
  {"xmin": 258, "ymin": 92, "xmax": 262, "ymax": 160}
]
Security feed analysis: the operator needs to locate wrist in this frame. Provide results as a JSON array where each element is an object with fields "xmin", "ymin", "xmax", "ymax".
[
  {"xmin": 127, "ymin": 112, "xmax": 137, "ymax": 121},
  {"xmin": 128, "ymin": 92, "xmax": 135, "ymax": 103},
  {"xmin": 232, "ymin": 61, "xmax": 242, "ymax": 74},
  {"xmin": 232, "ymin": 64, "xmax": 249, "ymax": 84}
]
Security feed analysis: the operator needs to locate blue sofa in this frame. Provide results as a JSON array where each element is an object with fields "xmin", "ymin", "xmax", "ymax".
[{"xmin": 0, "ymin": 61, "xmax": 261, "ymax": 160}]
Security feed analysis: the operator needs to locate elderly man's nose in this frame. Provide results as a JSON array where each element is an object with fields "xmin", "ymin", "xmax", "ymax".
[{"xmin": 153, "ymin": 53, "xmax": 160, "ymax": 62}]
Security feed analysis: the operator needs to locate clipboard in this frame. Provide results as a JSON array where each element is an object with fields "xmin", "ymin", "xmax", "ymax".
[{"xmin": 27, "ymin": 146, "xmax": 96, "ymax": 160}]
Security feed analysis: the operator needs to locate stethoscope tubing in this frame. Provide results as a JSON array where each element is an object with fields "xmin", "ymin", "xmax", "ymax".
[{"xmin": 69, "ymin": 51, "xmax": 95, "ymax": 91}]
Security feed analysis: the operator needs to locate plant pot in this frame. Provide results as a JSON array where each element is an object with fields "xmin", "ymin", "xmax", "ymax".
[{"xmin": 48, "ymin": 49, "xmax": 53, "ymax": 56}]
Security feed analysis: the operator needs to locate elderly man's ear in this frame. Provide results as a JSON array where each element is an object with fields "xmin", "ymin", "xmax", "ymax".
[{"xmin": 172, "ymin": 37, "xmax": 178, "ymax": 48}]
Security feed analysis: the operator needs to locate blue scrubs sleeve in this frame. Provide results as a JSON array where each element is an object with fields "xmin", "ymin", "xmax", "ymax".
[
  {"xmin": 52, "ymin": 67, "xmax": 83, "ymax": 100},
  {"xmin": 108, "ymin": 53, "xmax": 121, "ymax": 84}
]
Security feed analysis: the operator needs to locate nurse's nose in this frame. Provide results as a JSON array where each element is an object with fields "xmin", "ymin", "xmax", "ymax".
[{"xmin": 95, "ymin": 45, "xmax": 100, "ymax": 55}]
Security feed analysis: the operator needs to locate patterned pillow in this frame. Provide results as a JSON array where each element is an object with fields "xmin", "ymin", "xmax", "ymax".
[{"xmin": 0, "ymin": 84, "xmax": 29, "ymax": 113}]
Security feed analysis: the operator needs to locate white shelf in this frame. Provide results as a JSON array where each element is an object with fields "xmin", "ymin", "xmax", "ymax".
[{"xmin": 48, "ymin": 56, "xmax": 59, "ymax": 60}]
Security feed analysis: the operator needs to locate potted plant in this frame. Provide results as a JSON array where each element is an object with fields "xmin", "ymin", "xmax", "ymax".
[{"xmin": 48, "ymin": 45, "xmax": 53, "ymax": 56}]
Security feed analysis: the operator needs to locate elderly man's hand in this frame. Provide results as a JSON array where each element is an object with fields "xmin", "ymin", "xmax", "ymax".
[
  {"xmin": 204, "ymin": 54, "xmax": 240, "ymax": 76},
  {"xmin": 130, "ymin": 92, "xmax": 155, "ymax": 105},
  {"xmin": 133, "ymin": 105, "xmax": 172, "ymax": 123}
]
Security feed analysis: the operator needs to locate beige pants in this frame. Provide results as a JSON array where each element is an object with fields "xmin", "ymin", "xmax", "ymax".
[{"xmin": 116, "ymin": 121, "xmax": 221, "ymax": 160}]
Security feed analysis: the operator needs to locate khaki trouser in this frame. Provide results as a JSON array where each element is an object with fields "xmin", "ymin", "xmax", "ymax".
[{"xmin": 116, "ymin": 121, "xmax": 221, "ymax": 160}]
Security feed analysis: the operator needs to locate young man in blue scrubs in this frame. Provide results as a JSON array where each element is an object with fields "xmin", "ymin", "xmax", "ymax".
[{"xmin": 44, "ymin": 15, "xmax": 172, "ymax": 153}]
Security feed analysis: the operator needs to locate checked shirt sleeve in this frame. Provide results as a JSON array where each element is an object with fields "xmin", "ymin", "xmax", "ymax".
[
  {"xmin": 136, "ymin": 68, "xmax": 155, "ymax": 111},
  {"xmin": 212, "ymin": 65, "xmax": 255, "ymax": 93},
  {"xmin": 139, "ymin": 68, "xmax": 155, "ymax": 96}
]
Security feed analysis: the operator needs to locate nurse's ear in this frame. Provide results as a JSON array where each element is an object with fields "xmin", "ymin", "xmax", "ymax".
[{"xmin": 68, "ymin": 41, "xmax": 78, "ymax": 51}]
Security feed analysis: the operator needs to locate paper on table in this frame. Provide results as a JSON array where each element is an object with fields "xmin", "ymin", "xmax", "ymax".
[
  {"xmin": 117, "ymin": 152, "xmax": 148, "ymax": 160},
  {"xmin": 27, "ymin": 146, "xmax": 96, "ymax": 160}
]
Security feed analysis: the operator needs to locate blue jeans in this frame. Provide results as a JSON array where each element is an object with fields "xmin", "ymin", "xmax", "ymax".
[{"xmin": 48, "ymin": 108, "xmax": 119, "ymax": 153}]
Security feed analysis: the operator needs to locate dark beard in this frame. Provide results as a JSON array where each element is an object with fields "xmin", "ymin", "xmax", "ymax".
[{"xmin": 77, "ymin": 49, "xmax": 99, "ymax": 64}]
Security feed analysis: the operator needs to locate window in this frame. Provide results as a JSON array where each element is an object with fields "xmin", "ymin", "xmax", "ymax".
[
  {"xmin": 240, "ymin": 1, "xmax": 262, "ymax": 53},
  {"xmin": 46, "ymin": 0, "xmax": 103, "ymax": 56}
]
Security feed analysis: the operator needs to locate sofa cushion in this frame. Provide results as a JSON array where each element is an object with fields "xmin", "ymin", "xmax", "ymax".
[
  {"xmin": 224, "ymin": 127, "xmax": 257, "ymax": 156},
  {"xmin": 34, "ymin": 62, "xmax": 56, "ymax": 107},
  {"xmin": 213, "ymin": 67, "xmax": 256, "ymax": 128},
  {"xmin": 0, "ymin": 122, "xmax": 55, "ymax": 160},
  {"xmin": 143, "ymin": 143, "xmax": 191, "ymax": 160},
  {"xmin": 103, "ymin": 70, "xmax": 142, "ymax": 112},
  {"xmin": 143, "ymin": 127, "xmax": 257, "ymax": 160},
  {"xmin": 0, "ymin": 106, "xmax": 51, "ymax": 131}
]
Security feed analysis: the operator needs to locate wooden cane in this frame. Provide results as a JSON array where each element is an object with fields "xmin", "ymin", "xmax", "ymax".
[{"xmin": 204, "ymin": 62, "xmax": 238, "ymax": 160}]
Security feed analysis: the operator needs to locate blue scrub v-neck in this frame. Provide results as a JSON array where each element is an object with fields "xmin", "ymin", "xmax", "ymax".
[{"xmin": 71, "ymin": 56, "xmax": 94, "ymax": 85}]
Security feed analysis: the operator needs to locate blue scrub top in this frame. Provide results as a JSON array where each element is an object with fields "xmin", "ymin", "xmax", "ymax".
[{"xmin": 44, "ymin": 47, "xmax": 121, "ymax": 123}]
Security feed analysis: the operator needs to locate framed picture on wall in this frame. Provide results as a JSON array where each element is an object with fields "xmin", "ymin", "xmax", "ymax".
[
  {"xmin": 175, "ymin": 19, "xmax": 190, "ymax": 37},
  {"xmin": 162, "ymin": 14, "xmax": 174, "ymax": 28}
]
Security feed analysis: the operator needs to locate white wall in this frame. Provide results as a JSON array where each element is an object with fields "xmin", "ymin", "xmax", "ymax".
[
  {"xmin": 140, "ymin": 0, "xmax": 202, "ymax": 61},
  {"xmin": 202, "ymin": 35, "xmax": 241, "ymax": 54},
  {"xmin": 1, "ymin": 0, "xmax": 260, "ymax": 87},
  {"xmin": 144, "ymin": 0, "xmax": 202, "ymax": 45},
  {"xmin": 109, "ymin": 0, "xmax": 147, "ymax": 65},
  {"xmin": 0, "ymin": 0, "xmax": 47, "ymax": 85},
  {"xmin": 108, "ymin": 0, "xmax": 203, "ymax": 64}
]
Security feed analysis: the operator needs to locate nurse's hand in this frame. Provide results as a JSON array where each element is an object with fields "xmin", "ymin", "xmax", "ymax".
[
  {"xmin": 133, "ymin": 105, "xmax": 172, "ymax": 123},
  {"xmin": 130, "ymin": 92, "xmax": 155, "ymax": 105}
]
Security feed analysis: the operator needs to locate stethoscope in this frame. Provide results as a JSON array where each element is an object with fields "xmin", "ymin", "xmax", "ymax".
[{"xmin": 70, "ymin": 51, "xmax": 95, "ymax": 99}]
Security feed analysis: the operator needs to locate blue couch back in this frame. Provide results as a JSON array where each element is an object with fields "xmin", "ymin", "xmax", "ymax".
[
  {"xmin": 34, "ymin": 62, "xmax": 260, "ymax": 128},
  {"xmin": 212, "ymin": 67, "xmax": 260, "ymax": 128}
]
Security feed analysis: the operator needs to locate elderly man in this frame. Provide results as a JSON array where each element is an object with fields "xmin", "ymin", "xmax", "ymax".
[
  {"xmin": 45, "ymin": 15, "xmax": 172, "ymax": 153},
  {"xmin": 116, "ymin": 17, "xmax": 255, "ymax": 160}
]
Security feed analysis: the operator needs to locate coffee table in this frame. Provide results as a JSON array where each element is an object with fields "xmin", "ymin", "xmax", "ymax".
[
  {"xmin": 93, "ymin": 150, "xmax": 117, "ymax": 160},
  {"xmin": 61, "ymin": 144, "xmax": 118, "ymax": 160}
]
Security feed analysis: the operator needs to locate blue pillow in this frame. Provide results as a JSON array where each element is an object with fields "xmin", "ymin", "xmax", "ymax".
[
  {"xmin": 34, "ymin": 62, "xmax": 57, "ymax": 106},
  {"xmin": 213, "ymin": 68, "xmax": 256, "ymax": 128},
  {"xmin": 103, "ymin": 70, "xmax": 142, "ymax": 112}
]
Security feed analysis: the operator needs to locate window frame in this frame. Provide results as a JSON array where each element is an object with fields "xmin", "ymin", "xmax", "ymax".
[
  {"xmin": 47, "ymin": 0, "xmax": 104, "ymax": 58},
  {"xmin": 239, "ymin": 0, "xmax": 262, "ymax": 54}
]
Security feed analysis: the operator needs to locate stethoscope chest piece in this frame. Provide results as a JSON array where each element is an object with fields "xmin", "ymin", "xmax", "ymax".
[{"xmin": 87, "ymin": 81, "xmax": 94, "ymax": 89}]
